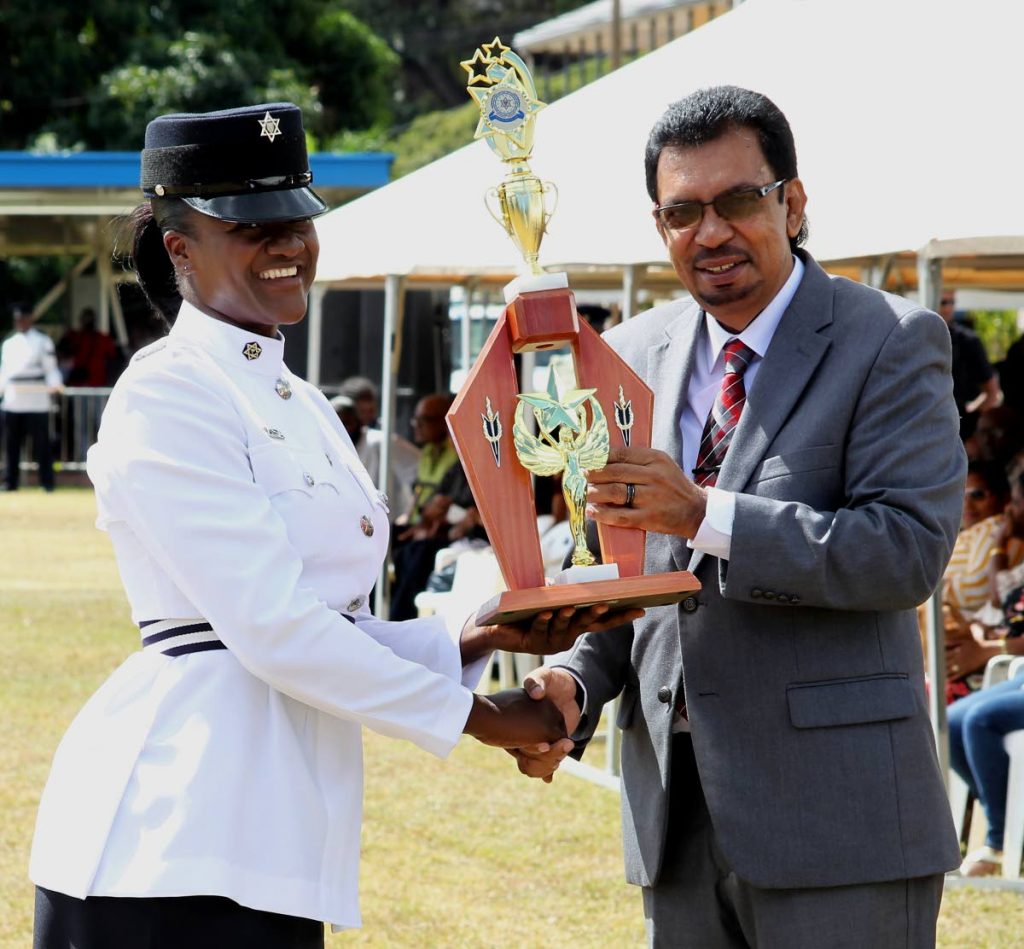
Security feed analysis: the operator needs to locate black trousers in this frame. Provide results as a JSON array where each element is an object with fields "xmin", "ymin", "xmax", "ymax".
[
  {"xmin": 642, "ymin": 734, "xmax": 944, "ymax": 948},
  {"xmin": 4, "ymin": 410, "xmax": 54, "ymax": 490},
  {"xmin": 34, "ymin": 887, "xmax": 323, "ymax": 949}
]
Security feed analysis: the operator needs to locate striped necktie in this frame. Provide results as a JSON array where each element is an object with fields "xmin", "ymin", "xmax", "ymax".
[{"xmin": 693, "ymin": 339, "xmax": 755, "ymax": 488}]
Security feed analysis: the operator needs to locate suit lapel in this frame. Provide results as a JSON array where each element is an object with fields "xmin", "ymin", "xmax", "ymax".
[
  {"xmin": 689, "ymin": 256, "xmax": 835, "ymax": 574},
  {"xmin": 645, "ymin": 306, "xmax": 705, "ymax": 573},
  {"xmin": 717, "ymin": 257, "xmax": 835, "ymax": 493}
]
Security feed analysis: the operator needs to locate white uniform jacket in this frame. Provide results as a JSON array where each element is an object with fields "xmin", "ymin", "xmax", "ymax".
[
  {"xmin": 0, "ymin": 327, "xmax": 62, "ymax": 412},
  {"xmin": 30, "ymin": 302, "xmax": 482, "ymax": 929}
]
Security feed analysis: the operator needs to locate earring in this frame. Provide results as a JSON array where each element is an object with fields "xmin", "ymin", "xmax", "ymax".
[{"xmin": 178, "ymin": 264, "xmax": 192, "ymax": 277}]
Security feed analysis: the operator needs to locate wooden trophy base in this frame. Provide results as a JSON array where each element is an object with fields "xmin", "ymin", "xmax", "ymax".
[{"xmin": 474, "ymin": 571, "xmax": 701, "ymax": 626}]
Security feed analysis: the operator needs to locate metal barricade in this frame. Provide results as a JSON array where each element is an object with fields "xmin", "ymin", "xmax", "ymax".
[
  {"xmin": 3, "ymin": 388, "xmax": 112, "ymax": 477},
  {"xmin": 56, "ymin": 387, "xmax": 112, "ymax": 471}
]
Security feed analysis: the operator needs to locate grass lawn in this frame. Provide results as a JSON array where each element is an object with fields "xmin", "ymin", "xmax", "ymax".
[{"xmin": 2, "ymin": 488, "xmax": 1022, "ymax": 947}]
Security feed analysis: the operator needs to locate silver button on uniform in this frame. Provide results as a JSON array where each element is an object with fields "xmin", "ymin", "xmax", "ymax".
[
  {"xmin": 360, "ymin": 515, "xmax": 374, "ymax": 537},
  {"xmin": 346, "ymin": 596, "xmax": 364, "ymax": 612},
  {"xmin": 265, "ymin": 427, "xmax": 285, "ymax": 440},
  {"xmin": 275, "ymin": 378, "xmax": 292, "ymax": 399}
]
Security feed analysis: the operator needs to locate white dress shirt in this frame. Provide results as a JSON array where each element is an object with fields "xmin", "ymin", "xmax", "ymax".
[
  {"xmin": 30, "ymin": 302, "xmax": 485, "ymax": 930},
  {"xmin": 0, "ymin": 326, "xmax": 62, "ymax": 412},
  {"xmin": 685, "ymin": 256, "xmax": 804, "ymax": 559}
]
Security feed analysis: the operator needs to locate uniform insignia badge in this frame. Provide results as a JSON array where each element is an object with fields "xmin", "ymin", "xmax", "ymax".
[
  {"xmin": 258, "ymin": 111, "xmax": 282, "ymax": 142},
  {"xmin": 243, "ymin": 341, "xmax": 263, "ymax": 361}
]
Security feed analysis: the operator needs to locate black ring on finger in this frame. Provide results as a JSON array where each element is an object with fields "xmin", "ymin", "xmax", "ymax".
[{"xmin": 624, "ymin": 482, "xmax": 636, "ymax": 508}]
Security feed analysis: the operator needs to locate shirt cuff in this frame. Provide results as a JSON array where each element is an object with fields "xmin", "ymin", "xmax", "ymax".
[
  {"xmin": 448, "ymin": 607, "xmax": 491, "ymax": 690},
  {"xmin": 687, "ymin": 487, "xmax": 735, "ymax": 560}
]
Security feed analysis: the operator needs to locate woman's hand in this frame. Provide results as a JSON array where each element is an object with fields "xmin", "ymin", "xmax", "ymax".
[
  {"xmin": 945, "ymin": 635, "xmax": 1000, "ymax": 680},
  {"xmin": 459, "ymin": 603, "xmax": 643, "ymax": 664},
  {"xmin": 463, "ymin": 688, "xmax": 567, "ymax": 748}
]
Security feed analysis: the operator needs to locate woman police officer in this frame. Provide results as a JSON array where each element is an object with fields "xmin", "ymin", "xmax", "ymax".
[{"xmin": 30, "ymin": 103, "xmax": 637, "ymax": 947}]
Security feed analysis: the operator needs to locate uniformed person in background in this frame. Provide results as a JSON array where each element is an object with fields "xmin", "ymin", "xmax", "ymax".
[
  {"xmin": 0, "ymin": 304, "xmax": 63, "ymax": 491},
  {"xmin": 29, "ymin": 102, "xmax": 640, "ymax": 948}
]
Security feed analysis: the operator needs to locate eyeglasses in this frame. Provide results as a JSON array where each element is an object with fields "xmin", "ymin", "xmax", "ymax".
[
  {"xmin": 965, "ymin": 488, "xmax": 991, "ymax": 500},
  {"xmin": 655, "ymin": 179, "xmax": 787, "ymax": 231}
]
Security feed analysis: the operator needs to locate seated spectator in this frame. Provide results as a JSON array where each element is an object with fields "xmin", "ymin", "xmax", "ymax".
[
  {"xmin": 949, "ymin": 670, "xmax": 1024, "ymax": 877},
  {"xmin": 338, "ymin": 375, "xmax": 382, "ymax": 429},
  {"xmin": 397, "ymin": 393, "xmax": 459, "ymax": 529},
  {"xmin": 942, "ymin": 460, "xmax": 1024, "ymax": 622},
  {"xmin": 939, "ymin": 290, "xmax": 1001, "ymax": 440},
  {"xmin": 964, "ymin": 405, "xmax": 1023, "ymax": 470},
  {"xmin": 961, "ymin": 460, "xmax": 1009, "ymax": 530},
  {"xmin": 946, "ymin": 455, "xmax": 1024, "ymax": 690},
  {"xmin": 390, "ymin": 452, "xmax": 485, "ymax": 621},
  {"xmin": 57, "ymin": 307, "xmax": 120, "ymax": 386},
  {"xmin": 998, "ymin": 332, "xmax": 1024, "ymax": 420},
  {"xmin": 330, "ymin": 393, "xmax": 416, "ymax": 517},
  {"xmin": 337, "ymin": 376, "xmax": 420, "ymax": 513},
  {"xmin": 389, "ymin": 393, "xmax": 463, "ymax": 620}
]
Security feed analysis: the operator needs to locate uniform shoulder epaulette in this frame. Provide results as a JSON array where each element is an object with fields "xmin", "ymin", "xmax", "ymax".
[{"xmin": 131, "ymin": 338, "xmax": 169, "ymax": 362}]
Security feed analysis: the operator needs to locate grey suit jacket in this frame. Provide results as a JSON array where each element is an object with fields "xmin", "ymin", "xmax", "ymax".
[{"xmin": 563, "ymin": 252, "xmax": 964, "ymax": 890}]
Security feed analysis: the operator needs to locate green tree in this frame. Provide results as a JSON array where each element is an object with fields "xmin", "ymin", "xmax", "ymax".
[
  {"xmin": 0, "ymin": 0, "xmax": 397, "ymax": 150},
  {"xmin": 344, "ymin": 1, "xmax": 584, "ymax": 121}
]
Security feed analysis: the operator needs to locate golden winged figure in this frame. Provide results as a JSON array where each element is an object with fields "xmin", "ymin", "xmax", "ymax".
[{"xmin": 513, "ymin": 376, "xmax": 610, "ymax": 567}]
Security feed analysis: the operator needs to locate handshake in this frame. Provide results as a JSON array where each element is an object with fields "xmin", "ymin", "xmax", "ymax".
[
  {"xmin": 464, "ymin": 667, "xmax": 581, "ymax": 782},
  {"xmin": 458, "ymin": 601, "xmax": 644, "ymax": 780}
]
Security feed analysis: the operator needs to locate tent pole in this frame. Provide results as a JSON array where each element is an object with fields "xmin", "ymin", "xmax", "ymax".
[
  {"xmin": 306, "ymin": 285, "xmax": 324, "ymax": 386},
  {"xmin": 918, "ymin": 252, "xmax": 949, "ymax": 778},
  {"xmin": 377, "ymin": 274, "xmax": 406, "ymax": 618},
  {"xmin": 622, "ymin": 264, "xmax": 643, "ymax": 320},
  {"xmin": 96, "ymin": 227, "xmax": 111, "ymax": 335},
  {"xmin": 461, "ymin": 280, "xmax": 476, "ymax": 381}
]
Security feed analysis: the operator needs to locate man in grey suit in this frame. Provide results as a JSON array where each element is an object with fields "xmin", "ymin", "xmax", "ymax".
[{"xmin": 517, "ymin": 86, "xmax": 965, "ymax": 947}]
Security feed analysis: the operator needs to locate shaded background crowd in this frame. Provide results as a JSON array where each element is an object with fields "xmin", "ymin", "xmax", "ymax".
[{"xmin": 929, "ymin": 291, "xmax": 1024, "ymax": 878}]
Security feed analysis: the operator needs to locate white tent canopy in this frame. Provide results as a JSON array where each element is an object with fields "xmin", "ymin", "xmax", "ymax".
[{"xmin": 315, "ymin": 0, "xmax": 1024, "ymax": 284}]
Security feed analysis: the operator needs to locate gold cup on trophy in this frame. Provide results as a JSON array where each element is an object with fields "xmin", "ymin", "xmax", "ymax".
[{"xmin": 447, "ymin": 38, "xmax": 699, "ymax": 623}]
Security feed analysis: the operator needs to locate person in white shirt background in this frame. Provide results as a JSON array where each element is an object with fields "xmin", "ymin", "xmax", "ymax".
[
  {"xmin": 29, "ymin": 102, "xmax": 640, "ymax": 949},
  {"xmin": 0, "ymin": 304, "xmax": 63, "ymax": 491}
]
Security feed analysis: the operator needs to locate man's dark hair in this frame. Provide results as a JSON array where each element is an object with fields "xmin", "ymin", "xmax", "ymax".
[{"xmin": 644, "ymin": 85, "xmax": 808, "ymax": 250}]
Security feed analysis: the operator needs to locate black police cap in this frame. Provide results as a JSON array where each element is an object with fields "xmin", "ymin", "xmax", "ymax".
[{"xmin": 140, "ymin": 102, "xmax": 327, "ymax": 223}]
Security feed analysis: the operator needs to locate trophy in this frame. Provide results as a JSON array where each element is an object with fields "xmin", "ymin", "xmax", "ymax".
[{"xmin": 448, "ymin": 38, "xmax": 699, "ymax": 624}]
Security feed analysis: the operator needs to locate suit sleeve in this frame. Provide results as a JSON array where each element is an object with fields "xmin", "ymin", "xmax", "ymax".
[
  {"xmin": 557, "ymin": 619, "xmax": 635, "ymax": 754},
  {"xmin": 722, "ymin": 307, "xmax": 965, "ymax": 612}
]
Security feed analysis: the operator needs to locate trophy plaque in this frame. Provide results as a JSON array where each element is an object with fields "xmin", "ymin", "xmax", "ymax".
[{"xmin": 449, "ymin": 38, "xmax": 699, "ymax": 624}]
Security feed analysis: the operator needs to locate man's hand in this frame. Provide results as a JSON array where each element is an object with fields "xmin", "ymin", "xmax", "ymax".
[
  {"xmin": 463, "ymin": 688, "xmax": 566, "ymax": 748},
  {"xmin": 506, "ymin": 667, "xmax": 581, "ymax": 783},
  {"xmin": 460, "ymin": 604, "xmax": 643, "ymax": 665},
  {"xmin": 585, "ymin": 446, "xmax": 706, "ymax": 539}
]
